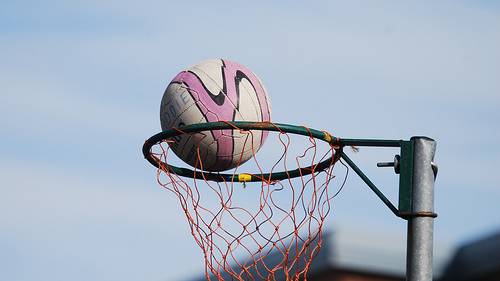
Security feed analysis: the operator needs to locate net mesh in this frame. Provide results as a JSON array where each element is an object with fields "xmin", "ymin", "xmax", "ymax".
[{"xmin": 149, "ymin": 123, "xmax": 344, "ymax": 281}]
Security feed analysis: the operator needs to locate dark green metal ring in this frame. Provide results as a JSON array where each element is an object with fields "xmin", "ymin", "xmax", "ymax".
[{"xmin": 142, "ymin": 121, "xmax": 341, "ymax": 182}]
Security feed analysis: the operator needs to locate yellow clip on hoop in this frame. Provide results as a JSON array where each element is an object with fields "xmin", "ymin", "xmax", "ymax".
[
  {"xmin": 322, "ymin": 131, "xmax": 333, "ymax": 143},
  {"xmin": 238, "ymin": 173, "xmax": 252, "ymax": 182}
]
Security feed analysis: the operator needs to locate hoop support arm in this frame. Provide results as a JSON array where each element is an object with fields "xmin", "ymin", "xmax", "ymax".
[
  {"xmin": 340, "ymin": 152, "xmax": 401, "ymax": 217},
  {"xmin": 337, "ymin": 138, "xmax": 437, "ymax": 220},
  {"xmin": 336, "ymin": 138, "xmax": 403, "ymax": 147}
]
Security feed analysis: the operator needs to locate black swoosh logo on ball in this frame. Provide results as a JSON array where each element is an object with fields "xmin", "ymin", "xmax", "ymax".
[{"xmin": 187, "ymin": 70, "xmax": 225, "ymax": 106}]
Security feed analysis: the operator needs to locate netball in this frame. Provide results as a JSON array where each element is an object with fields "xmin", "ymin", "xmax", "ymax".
[{"xmin": 160, "ymin": 59, "xmax": 272, "ymax": 171}]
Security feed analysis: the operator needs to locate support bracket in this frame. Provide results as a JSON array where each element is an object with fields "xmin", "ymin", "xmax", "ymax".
[{"xmin": 337, "ymin": 138, "xmax": 438, "ymax": 220}]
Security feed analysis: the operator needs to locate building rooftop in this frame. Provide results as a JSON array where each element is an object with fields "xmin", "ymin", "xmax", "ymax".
[{"xmin": 440, "ymin": 230, "xmax": 500, "ymax": 281}]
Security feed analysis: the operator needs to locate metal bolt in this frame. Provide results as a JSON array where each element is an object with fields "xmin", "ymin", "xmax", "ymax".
[{"xmin": 377, "ymin": 154, "xmax": 401, "ymax": 174}]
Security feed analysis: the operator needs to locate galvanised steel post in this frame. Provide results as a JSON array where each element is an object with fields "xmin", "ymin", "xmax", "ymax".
[{"xmin": 406, "ymin": 137, "xmax": 437, "ymax": 281}]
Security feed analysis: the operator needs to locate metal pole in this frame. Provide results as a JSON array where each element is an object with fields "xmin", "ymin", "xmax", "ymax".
[{"xmin": 406, "ymin": 137, "xmax": 437, "ymax": 281}]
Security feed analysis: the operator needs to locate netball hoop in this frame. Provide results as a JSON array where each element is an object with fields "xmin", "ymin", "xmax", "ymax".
[
  {"xmin": 143, "ymin": 121, "xmax": 342, "ymax": 280},
  {"xmin": 142, "ymin": 121, "xmax": 438, "ymax": 281}
]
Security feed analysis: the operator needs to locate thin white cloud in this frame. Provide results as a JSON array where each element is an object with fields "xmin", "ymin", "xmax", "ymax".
[
  {"xmin": 0, "ymin": 158, "xmax": 185, "ymax": 228},
  {"xmin": 1, "ymin": 73, "xmax": 155, "ymax": 139}
]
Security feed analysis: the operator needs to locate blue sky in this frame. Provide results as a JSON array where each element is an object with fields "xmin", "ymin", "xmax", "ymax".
[{"xmin": 1, "ymin": 1, "xmax": 499, "ymax": 280}]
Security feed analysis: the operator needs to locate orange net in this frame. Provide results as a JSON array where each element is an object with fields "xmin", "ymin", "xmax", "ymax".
[{"xmin": 149, "ymin": 123, "xmax": 344, "ymax": 281}]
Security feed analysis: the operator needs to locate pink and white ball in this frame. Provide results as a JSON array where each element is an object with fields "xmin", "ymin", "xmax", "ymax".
[{"xmin": 160, "ymin": 59, "xmax": 272, "ymax": 172}]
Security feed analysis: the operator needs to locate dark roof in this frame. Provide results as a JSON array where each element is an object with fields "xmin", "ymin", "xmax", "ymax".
[{"xmin": 440, "ymin": 230, "xmax": 500, "ymax": 281}]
